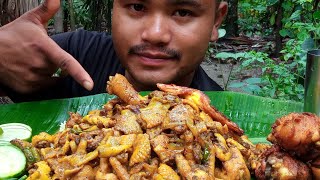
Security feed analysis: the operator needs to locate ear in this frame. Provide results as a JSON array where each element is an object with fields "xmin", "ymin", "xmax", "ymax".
[{"xmin": 210, "ymin": 2, "xmax": 228, "ymax": 42}]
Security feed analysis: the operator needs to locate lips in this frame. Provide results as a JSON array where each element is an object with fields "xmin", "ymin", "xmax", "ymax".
[
  {"xmin": 132, "ymin": 51, "xmax": 177, "ymax": 68},
  {"xmin": 136, "ymin": 51, "xmax": 175, "ymax": 60}
]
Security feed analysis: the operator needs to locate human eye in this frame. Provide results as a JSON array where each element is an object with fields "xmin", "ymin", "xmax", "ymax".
[
  {"xmin": 129, "ymin": 4, "xmax": 145, "ymax": 12},
  {"xmin": 173, "ymin": 9, "xmax": 193, "ymax": 17}
]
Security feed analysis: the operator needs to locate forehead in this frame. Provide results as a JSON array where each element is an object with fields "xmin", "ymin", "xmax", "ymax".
[{"xmin": 117, "ymin": 0, "xmax": 215, "ymax": 7}]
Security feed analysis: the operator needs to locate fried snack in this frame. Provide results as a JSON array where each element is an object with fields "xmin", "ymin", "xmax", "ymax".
[
  {"xmin": 107, "ymin": 74, "xmax": 147, "ymax": 105},
  {"xmin": 265, "ymin": 112, "xmax": 320, "ymax": 179},
  {"xmin": 157, "ymin": 83, "xmax": 244, "ymax": 136},
  {"xmin": 15, "ymin": 74, "xmax": 257, "ymax": 179},
  {"xmin": 267, "ymin": 112, "xmax": 320, "ymax": 161},
  {"xmin": 255, "ymin": 145, "xmax": 312, "ymax": 180},
  {"xmin": 310, "ymin": 157, "xmax": 320, "ymax": 180}
]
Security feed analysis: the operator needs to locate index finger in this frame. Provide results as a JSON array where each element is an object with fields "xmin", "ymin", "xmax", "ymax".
[{"xmin": 41, "ymin": 37, "xmax": 94, "ymax": 91}]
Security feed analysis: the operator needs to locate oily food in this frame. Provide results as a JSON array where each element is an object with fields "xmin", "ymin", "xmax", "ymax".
[
  {"xmin": 10, "ymin": 74, "xmax": 319, "ymax": 179},
  {"xmin": 261, "ymin": 112, "xmax": 320, "ymax": 179}
]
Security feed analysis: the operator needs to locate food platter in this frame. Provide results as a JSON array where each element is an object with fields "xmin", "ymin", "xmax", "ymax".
[
  {"xmin": 0, "ymin": 91, "xmax": 303, "ymax": 142},
  {"xmin": 0, "ymin": 80, "xmax": 309, "ymax": 179}
]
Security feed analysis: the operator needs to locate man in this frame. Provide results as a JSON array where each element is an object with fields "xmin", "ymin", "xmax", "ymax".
[{"xmin": 0, "ymin": 0, "xmax": 227, "ymax": 102}]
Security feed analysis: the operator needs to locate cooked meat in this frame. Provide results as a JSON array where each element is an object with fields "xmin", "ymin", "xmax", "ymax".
[
  {"xmin": 255, "ymin": 145, "xmax": 312, "ymax": 180},
  {"xmin": 267, "ymin": 112, "xmax": 320, "ymax": 161}
]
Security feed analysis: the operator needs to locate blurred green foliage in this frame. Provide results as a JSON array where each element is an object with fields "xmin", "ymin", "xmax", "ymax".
[{"xmin": 211, "ymin": 0, "xmax": 318, "ymax": 102}]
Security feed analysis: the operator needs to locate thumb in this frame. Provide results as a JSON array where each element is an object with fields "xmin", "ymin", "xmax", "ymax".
[{"xmin": 21, "ymin": 0, "xmax": 60, "ymax": 25}]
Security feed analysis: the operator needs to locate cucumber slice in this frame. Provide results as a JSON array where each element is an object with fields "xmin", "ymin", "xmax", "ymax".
[
  {"xmin": 0, "ymin": 140, "xmax": 10, "ymax": 145},
  {"xmin": 0, "ymin": 123, "xmax": 32, "ymax": 142},
  {"xmin": 0, "ymin": 127, "xmax": 3, "ymax": 135},
  {"xmin": 0, "ymin": 145, "xmax": 26, "ymax": 179}
]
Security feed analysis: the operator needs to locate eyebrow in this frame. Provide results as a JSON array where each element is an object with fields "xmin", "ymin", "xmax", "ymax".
[
  {"xmin": 121, "ymin": 0, "xmax": 205, "ymax": 9},
  {"xmin": 133, "ymin": 0, "xmax": 203, "ymax": 8},
  {"xmin": 168, "ymin": 0, "xmax": 203, "ymax": 8}
]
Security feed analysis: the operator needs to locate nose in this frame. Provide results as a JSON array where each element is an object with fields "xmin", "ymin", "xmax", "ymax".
[{"xmin": 141, "ymin": 14, "xmax": 171, "ymax": 45}]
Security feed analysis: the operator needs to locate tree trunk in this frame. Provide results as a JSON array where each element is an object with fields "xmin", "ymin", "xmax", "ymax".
[
  {"xmin": 93, "ymin": 1, "xmax": 102, "ymax": 31},
  {"xmin": 0, "ymin": 0, "xmax": 9, "ymax": 26},
  {"xmin": 67, "ymin": 0, "xmax": 76, "ymax": 31},
  {"xmin": 274, "ymin": 0, "xmax": 284, "ymax": 58},
  {"xmin": 225, "ymin": 0, "xmax": 239, "ymax": 37},
  {"xmin": 106, "ymin": 0, "xmax": 112, "ymax": 34},
  {"xmin": 54, "ymin": 0, "xmax": 64, "ymax": 34},
  {"xmin": 0, "ymin": 0, "xmax": 40, "ymax": 26}
]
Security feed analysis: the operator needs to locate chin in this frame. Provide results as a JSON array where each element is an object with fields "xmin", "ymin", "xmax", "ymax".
[
  {"xmin": 140, "ymin": 76, "xmax": 171, "ymax": 86},
  {"xmin": 130, "ymin": 71, "xmax": 175, "ymax": 89}
]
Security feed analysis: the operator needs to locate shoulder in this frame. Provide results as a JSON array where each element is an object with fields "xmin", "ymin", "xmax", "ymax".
[
  {"xmin": 51, "ymin": 29, "xmax": 113, "ymax": 49},
  {"xmin": 190, "ymin": 66, "xmax": 223, "ymax": 91}
]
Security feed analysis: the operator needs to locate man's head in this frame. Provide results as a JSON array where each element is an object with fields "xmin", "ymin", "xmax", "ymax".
[{"xmin": 111, "ymin": 0, "xmax": 227, "ymax": 91}]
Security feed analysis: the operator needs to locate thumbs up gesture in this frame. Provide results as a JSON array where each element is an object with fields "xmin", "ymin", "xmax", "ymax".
[{"xmin": 0, "ymin": 0, "xmax": 93, "ymax": 94}]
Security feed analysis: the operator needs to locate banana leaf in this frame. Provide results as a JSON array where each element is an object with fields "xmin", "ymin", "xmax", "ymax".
[{"xmin": 0, "ymin": 91, "xmax": 303, "ymax": 144}]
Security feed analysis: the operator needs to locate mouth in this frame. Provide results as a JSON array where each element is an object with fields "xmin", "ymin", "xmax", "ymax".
[
  {"xmin": 136, "ymin": 51, "xmax": 176, "ymax": 60},
  {"xmin": 132, "ymin": 51, "xmax": 178, "ymax": 66}
]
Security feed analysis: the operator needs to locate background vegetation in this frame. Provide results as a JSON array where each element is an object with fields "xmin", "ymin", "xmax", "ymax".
[
  {"xmin": 215, "ymin": 0, "xmax": 319, "ymax": 102},
  {"xmin": 0, "ymin": 0, "xmax": 319, "ymax": 102}
]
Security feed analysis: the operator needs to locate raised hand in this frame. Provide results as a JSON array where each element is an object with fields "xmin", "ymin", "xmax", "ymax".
[{"xmin": 0, "ymin": 0, "xmax": 93, "ymax": 94}]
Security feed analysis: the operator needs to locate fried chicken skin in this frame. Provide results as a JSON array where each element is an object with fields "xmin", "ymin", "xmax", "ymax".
[
  {"xmin": 311, "ymin": 157, "xmax": 320, "ymax": 180},
  {"xmin": 267, "ymin": 112, "xmax": 320, "ymax": 161},
  {"xmin": 255, "ymin": 145, "xmax": 312, "ymax": 180}
]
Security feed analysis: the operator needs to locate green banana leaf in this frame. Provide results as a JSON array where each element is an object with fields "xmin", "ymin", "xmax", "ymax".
[{"xmin": 0, "ymin": 91, "xmax": 303, "ymax": 144}]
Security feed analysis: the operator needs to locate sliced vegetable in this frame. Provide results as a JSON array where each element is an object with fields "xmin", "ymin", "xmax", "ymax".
[
  {"xmin": 0, "ymin": 123, "xmax": 32, "ymax": 141},
  {"xmin": 0, "ymin": 144, "xmax": 26, "ymax": 179},
  {"xmin": 0, "ymin": 140, "xmax": 10, "ymax": 145},
  {"xmin": 11, "ymin": 139, "xmax": 41, "ymax": 168},
  {"xmin": 202, "ymin": 144, "xmax": 210, "ymax": 164},
  {"xmin": 0, "ymin": 127, "xmax": 3, "ymax": 135}
]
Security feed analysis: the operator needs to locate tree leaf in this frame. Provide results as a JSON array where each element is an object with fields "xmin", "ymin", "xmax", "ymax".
[
  {"xmin": 229, "ymin": 82, "xmax": 245, "ymax": 88},
  {"xmin": 266, "ymin": 0, "xmax": 279, "ymax": 6},
  {"xmin": 314, "ymin": 10, "xmax": 320, "ymax": 20},
  {"xmin": 279, "ymin": 29, "xmax": 289, "ymax": 37},
  {"xmin": 289, "ymin": 10, "xmax": 301, "ymax": 20},
  {"xmin": 270, "ymin": 14, "xmax": 276, "ymax": 26},
  {"xmin": 245, "ymin": 78, "xmax": 262, "ymax": 84},
  {"xmin": 301, "ymin": 38, "xmax": 315, "ymax": 51},
  {"xmin": 215, "ymin": 52, "xmax": 235, "ymax": 60}
]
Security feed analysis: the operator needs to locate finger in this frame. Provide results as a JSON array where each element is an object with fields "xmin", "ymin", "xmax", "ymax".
[
  {"xmin": 21, "ymin": 0, "xmax": 60, "ymax": 25},
  {"xmin": 41, "ymin": 37, "xmax": 94, "ymax": 91},
  {"xmin": 31, "ymin": 59, "xmax": 59, "ymax": 76}
]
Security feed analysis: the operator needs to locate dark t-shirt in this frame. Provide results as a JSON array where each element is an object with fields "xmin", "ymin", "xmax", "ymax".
[{"xmin": 4, "ymin": 29, "xmax": 222, "ymax": 102}]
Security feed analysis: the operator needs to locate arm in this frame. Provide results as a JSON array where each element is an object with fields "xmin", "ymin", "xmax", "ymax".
[{"xmin": 0, "ymin": 0, "xmax": 93, "ymax": 94}]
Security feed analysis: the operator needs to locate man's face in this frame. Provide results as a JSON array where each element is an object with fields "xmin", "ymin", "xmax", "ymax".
[{"xmin": 112, "ymin": 0, "xmax": 227, "ymax": 90}]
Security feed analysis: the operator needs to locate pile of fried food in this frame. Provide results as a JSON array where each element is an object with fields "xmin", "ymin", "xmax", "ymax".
[{"xmin": 10, "ymin": 74, "xmax": 320, "ymax": 179}]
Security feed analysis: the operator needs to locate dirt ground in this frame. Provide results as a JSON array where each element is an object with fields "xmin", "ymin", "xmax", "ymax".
[
  {"xmin": 201, "ymin": 37, "xmax": 267, "ymax": 92},
  {"xmin": 201, "ymin": 58, "xmax": 263, "ymax": 93},
  {"xmin": 201, "ymin": 60, "xmax": 236, "ymax": 90}
]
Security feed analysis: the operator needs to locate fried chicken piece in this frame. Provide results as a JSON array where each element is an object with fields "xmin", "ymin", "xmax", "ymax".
[
  {"xmin": 151, "ymin": 135, "xmax": 183, "ymax": 163},
  {"xmin": 107, "ymin": 74, "xmax": 147, "ymax": 105},
  {"xmin": 140, "ymin": 97, "xmax": 170, "ymax": 128},
  {"xmin": 267, "ymin": 112, "xmax": 320, "ymax": 161},
  {"xmin": 157, "ymin": 83, "xmax": 244, "ymax": 136},
  {"xmin": 214, "ymin": 146, "xmax": 251, "ymax": 180},
  {"xmin": 255, "ymin": 145, "xmax": 312, "ymax": 180},
  {"xmin": 114, "ymin": 109, "xmax": 143, "ymax": 134},
  {"xmin": 310, "ymin": 157, "xmax": 320, "ymax": 180}
]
